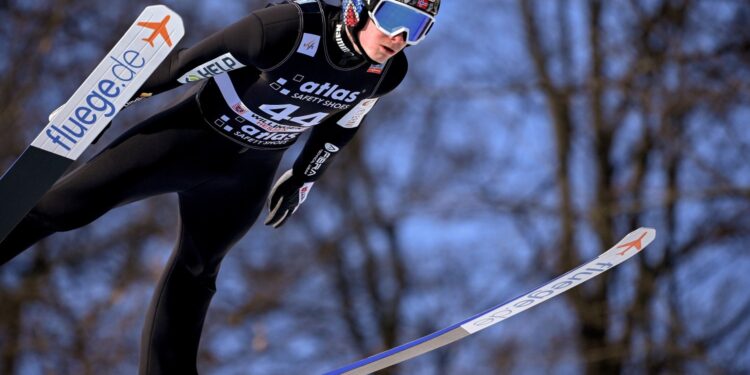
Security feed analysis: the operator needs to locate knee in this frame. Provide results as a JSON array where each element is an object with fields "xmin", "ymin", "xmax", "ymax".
[
  {"xmin": 176, "ymin": 241, "xmax": 229, "ymax": 282},
  {"xmin": 183, "ymin": 255, "xmax": 223, "ymax": 282}
]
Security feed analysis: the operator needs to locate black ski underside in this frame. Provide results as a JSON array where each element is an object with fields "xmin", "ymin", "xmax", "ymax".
[{"xmin": 0, "ymin": 146, "xmax": 72, "ymax": 243}]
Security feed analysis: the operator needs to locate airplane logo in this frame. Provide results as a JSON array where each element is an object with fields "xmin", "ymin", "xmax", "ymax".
[
  {"xmin": 616, "ymin": 231, "xmax": 648, "ymax": 256},
  {"xmin": 138, "ymin": 15, "xmax": 173, "ymax": 47}
]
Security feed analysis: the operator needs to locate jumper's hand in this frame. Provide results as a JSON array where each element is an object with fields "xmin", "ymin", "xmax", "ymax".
[{"xmin": 264, "ymin": 170, "xmax": 314, "ymax": 228}]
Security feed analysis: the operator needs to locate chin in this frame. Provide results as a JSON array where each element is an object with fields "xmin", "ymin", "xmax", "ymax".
[{"xmin": 368, "ymin": 52, "xmax": 390, "ymax": 64}]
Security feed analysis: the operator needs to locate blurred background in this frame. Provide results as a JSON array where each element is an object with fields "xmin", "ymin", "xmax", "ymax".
[{"xmin": 1, "ymin": 0, "xmax": 749, "ymax": 374}]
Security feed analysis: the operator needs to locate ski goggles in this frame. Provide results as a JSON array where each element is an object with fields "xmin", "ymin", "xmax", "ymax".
[{"xmin": 369, "ymin": 0, "xmax": 436, "ymax": 45}]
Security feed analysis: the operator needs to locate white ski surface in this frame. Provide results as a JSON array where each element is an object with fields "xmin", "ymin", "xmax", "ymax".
[
  {"xmin": 0, "ymin": 5, "xmax": 183, "ymax": 244},
  {"xmin": 29, "ymin": 5, "xmax": 184, "ymax": 160},
  {"xmin": 325, "ymin": 227, "xmax": 656, "ymax": 375}
]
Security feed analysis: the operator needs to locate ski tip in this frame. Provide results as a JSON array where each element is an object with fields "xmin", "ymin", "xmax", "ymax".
[
  {"xmin": 142, "ymin": 5, "xmax": 185, "ymax": 32},
  {"xmin": 634, "ymin": 227, "xmax": 656, "ymax": 242},
  {"xmin": 143, "ymin": 4, "xmax": 179, "ymax": 15},
  {"xmin": 611, "ymin": 227, "xmax": 656, "ymax": 258}
]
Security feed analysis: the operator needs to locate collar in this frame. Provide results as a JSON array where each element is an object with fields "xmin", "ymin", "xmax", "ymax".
[{"xmin": 335, "ymin": 23, "xmax": 356, "ymax": 57}]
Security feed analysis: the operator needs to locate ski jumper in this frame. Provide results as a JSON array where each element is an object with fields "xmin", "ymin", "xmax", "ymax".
[{"xmin": 0, "ymin": 1, "xmax": 407, "ymax": 374}]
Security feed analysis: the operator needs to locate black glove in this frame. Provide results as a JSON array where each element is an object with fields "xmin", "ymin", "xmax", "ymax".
[{"xmin": 264, "ymin": 170, "xmax": 314, "ymax": 228}]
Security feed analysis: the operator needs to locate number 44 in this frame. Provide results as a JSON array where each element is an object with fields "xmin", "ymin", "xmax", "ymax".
[{"xmin": 259, "ymin": 104, "xmax": 328, "ymax": 127}]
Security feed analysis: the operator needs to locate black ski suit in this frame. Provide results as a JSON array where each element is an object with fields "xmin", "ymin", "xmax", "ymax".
[{"xmin": 0, "ymin": 1, "xmax": 407, "ymax": 374}]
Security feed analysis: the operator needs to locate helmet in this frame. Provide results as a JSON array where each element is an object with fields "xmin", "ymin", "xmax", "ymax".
[{"xmin": 341, "ymin": 0, "xmax": 440, "ymax": 45}]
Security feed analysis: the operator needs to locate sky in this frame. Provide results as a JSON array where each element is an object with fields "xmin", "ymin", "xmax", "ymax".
[{"xmin": 2, "ymin": 1, "xmax": 750, "ymax": 374}]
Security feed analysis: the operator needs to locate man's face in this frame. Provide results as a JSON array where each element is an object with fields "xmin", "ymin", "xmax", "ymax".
[{"xmin": 357, "ymin": 19, "xmax": 407, "ymax": 63}]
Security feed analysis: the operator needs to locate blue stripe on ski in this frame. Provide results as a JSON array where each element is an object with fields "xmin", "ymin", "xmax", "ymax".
[
  {"xmin": 324, "ymin": 228, "xmax": 656, "ymax": 374},
  {"xmin": 325, "ymin": 262, "xmax": 596, "ymax": 374}
]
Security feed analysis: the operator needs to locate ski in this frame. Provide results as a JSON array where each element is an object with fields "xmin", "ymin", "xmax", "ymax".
[
  {"xmin": 0, "ymin": 5, "xmax": 184, "ymax": 243},
  {"xmin": 324, "ymin": 227, "xmax": 656, "ymax": 375}
]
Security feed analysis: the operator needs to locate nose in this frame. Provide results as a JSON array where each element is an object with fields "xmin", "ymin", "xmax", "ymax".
[{"xmin": 391, "ymin": 32, "xmax": 406, "ymax": 45}]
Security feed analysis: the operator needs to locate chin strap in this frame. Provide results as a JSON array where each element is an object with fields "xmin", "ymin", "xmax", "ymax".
[
  {"xmin": 335, "ymin": 23, "xmax": 356, "ymax": 56},
  {"xmin": 337, "ymin": 22, "xmax": 383, "ymax": 65}
]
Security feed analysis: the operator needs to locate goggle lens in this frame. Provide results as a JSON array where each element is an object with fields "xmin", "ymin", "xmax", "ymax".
[{"xmin": 371, "ymin": 0, "xmax": 435, "ymax": 44}]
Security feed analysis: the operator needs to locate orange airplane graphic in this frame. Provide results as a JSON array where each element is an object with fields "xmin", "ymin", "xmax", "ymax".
[
  {"xmin": 138, "ymin": 15, "xmax": 173, "ymax": 47},
  {"xmin": 616, "ymin": 231, "xmax": 648, "ymax": 256}
]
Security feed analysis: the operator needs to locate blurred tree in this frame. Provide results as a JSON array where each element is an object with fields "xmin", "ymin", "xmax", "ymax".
[
  {"xmin": 0, "ymin": 1, "xmax": 259, "ymax": 374},
  {"xmin": 502, "ymin": 0, "xmax": 750, "ymax": 373},
  {"xmin": 1, "ymin": 0, "xmax": 749, "ymax": 374}
]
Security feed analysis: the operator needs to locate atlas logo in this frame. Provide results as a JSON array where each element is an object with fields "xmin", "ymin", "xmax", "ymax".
[{"xmin": 270, "ymin": 75, "xmax": 361, "ymax": 103}]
